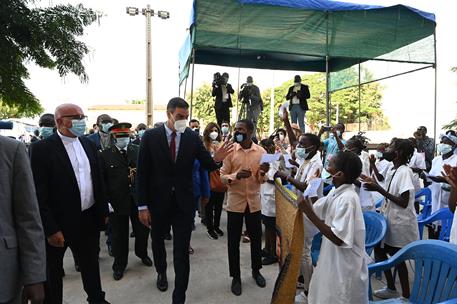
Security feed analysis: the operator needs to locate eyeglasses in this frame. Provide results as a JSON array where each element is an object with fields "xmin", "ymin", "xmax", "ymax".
[{"xmin": 61, "ymin": 114, "xmax": 87, "ymax": 120}]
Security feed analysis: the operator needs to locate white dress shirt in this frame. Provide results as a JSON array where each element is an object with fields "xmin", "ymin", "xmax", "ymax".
[{"xmin": 58, "ymin": 131, "xmax": 95, "ymax": 211}]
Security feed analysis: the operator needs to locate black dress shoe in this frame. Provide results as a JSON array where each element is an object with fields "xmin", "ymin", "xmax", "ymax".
[
  {"xmin": 157, "ymin": 273, "xmax": 168, "ymax": 292},
  {"xmin": 141, "ymin": 256, "xmax": 153, "ymax": 267},
  {"xmin": 231, "ymin": 277, "xmax": 242, "ymax": 296},
  {"xmin": 214, "ymin": 227, "xmax": 224, "ymax": 237},
  {"xmin": 262, "ymin": 256, "xmax": 277, "ymax": 265},
  {"xmin": 252, "ymin": 270, "xmax": 266, "ymax": 288},
  {"xmin": 113, "ymin": 270, "xmax": 124, "ymax": 281}
]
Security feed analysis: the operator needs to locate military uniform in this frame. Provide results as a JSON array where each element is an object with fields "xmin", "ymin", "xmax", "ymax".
[{"xmin": 100, "ymin": 128, "xmax": 150, "ymax": 277}]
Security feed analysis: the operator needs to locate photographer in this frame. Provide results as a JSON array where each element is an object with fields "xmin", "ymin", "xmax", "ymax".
[
  {"xmin": 212, "ymin": 72, "xmax": 235, "ymax": 126},
  {"xmin": 285, "ymin": 75, "xmax": 310, "ymax": 132},
  {"xmin": 239, "ymin": 76, "xmax": 262, "ymax": 136}
]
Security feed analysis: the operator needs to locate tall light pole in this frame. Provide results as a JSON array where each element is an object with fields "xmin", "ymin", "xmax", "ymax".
[{"xmin": 126, "ymin": 6, "xmax": 170, "ymax": 127}]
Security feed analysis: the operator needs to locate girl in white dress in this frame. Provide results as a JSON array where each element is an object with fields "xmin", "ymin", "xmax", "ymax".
[
  {"xmin": 362, "ymin": 139, "xmax": 419, "ymax": 299},
  {"xmin": 443, "ymin": 164, "xmax": 457, "ymax": 244},
  {"xmin": 298, "ymin": 151, "xmax": 368, "ymax": 304}
]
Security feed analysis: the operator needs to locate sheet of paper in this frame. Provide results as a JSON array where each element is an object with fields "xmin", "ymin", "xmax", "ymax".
[
  {"xmin": 303, "ymin": 178, "xmax": 322, "ymax": 198},
  {"xmin": 260, "ymin": 153, "xmax": 281, "ymax": 164},
  {"xmin": 283, "ymin": 154, "xmax": 295, "ymax": 168}
]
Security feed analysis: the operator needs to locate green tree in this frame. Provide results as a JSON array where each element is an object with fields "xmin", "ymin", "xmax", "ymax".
[
  {"xmin": 0, "ymin": 1, "xmax": 98, "ymax": 117},
  {"xmin": 0, "ymin": 99, "xmax": 44, "ymax": 119}
]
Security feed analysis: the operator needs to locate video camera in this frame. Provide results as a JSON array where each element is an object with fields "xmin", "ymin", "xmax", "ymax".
[
  {"xmin": 239, "ymin": 83, "xmax": 252, "ymax": 104},
  {"xmin": 213, "ymin": 72, "xmax": 224, "ymax": 87}
]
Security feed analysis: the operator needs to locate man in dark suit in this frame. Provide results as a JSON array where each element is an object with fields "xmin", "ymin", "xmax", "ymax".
[
  {"xmin": 0, "ymin": 136, "xmax": 46, "ymax": 304},
  {"xmin": 100, "ymin": 123, "xmax": 152, "ymax": 281},
  {"xmin": 88, "ymin": 114, "xmax": 113, "ymax": 150},
  {"xmin": 137, "ymin": 97, "xmax": 233, "ymax": 304},
  {"xmin": 30, "ymin": 103, "xmax": 110, "ymax": 304},
  {"xmin": 212, "ymin": 72, "xmax": 235, "ymax": 126},
  {"xmin": 285, "ymin": 75, "xmax": 311, "ymax": 132}
]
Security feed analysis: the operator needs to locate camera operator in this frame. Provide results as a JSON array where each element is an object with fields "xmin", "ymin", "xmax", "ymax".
[
  {"xmin": 285, "ymin": 75, "xmax": 310, "ymax": 132},
  {"xmin": 212, "ymin": 72, "xmax": 235, "ymax": 126},
  {"xmin": 239, "ymin": 76, "xmax": 262, "ymax": 136}
]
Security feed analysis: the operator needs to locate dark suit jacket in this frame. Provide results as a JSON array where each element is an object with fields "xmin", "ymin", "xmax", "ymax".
[
  {"xmin": 286, "ymin": 83, "xmax": 311, "ymax": 111},
  {"xmin": 100, "ymin": 144, "xmax": 139, "ymax": 215},
  {"xmin": 212, "ymin": 83, "xmax": 235, "ymax": 109},
  {"xmin": 136, "ymin": 125, "xmax": 219, "ymax": 218},
  {"xmin": 30, "ymin": 133, "xmax": 109, "ymax": 240}
]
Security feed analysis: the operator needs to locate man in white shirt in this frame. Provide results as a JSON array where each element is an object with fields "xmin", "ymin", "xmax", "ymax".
[{"xmin": 30, "ymin": 103, "xmax": 110, "ymax": 304}]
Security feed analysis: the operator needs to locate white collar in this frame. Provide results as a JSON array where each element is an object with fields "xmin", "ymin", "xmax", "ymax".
[
  {"xmin": 164, "ymin": 123, "xmax": 175, "ymax": 136},
  {"xmin": 57, "ymin": 130, "xmax": 78, "ymax": 143}
]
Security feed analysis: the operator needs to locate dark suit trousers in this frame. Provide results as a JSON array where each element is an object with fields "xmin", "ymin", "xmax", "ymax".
[
  {"xmin": 111, "ymin": 202, "xmax": 149, "ymax": 271},
  {"xmin": 215, "ymin": 105, "xmax": 230, "ymax": 126},
  {"xmin": 205, "ymin": 191, "xmax": 225, "ymax": 231},
  {"xmin": 227, "ymin": 207, "xmax": 262, "ymax": 279},
  {"xmin": 44, "ymin": 208, "xmax": 105, "ymax": 304},
  {"xmin": 150, "ymin": 197, "xmax": 193, "ymax": 303}
]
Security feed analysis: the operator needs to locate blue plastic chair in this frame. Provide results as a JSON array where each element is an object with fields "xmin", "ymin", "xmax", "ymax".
[
  {"xmin": 418, "ymin": 208, "xmax": 454, "ymax": 242},
  {"xmin": 375, "ymin": 197, "xmax": 384, "ymax": 209},
  {"xmin": 311, "ymin": 212, "xmax": 387, "ymax": 265},
  {"xmin": 364, "ymin": 211, "xmax": 387, "ymax": 255},
  {"xmin": 416, "ymin": 187, "xmax": 432, "ymax": 220},
  {"xmin": 368, "ymin": 240, "xmax": 457, "ymax": 303}
]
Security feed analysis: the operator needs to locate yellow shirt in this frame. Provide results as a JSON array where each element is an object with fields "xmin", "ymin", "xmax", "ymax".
[{"xmin": 220, "ymin": 142, "xmax": 267, "ymax": 213}]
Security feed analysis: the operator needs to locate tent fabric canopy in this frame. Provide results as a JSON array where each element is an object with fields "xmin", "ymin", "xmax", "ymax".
[{"xmin": 179, "ymin": 0, "xmax": 436, "ymax": 84}]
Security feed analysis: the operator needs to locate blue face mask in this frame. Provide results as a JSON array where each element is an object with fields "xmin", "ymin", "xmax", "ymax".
[
  {"xmin": 69, "ymin": 119, "xmax": 86, "ymax": 137},
  {"xmin": 296, "ymin": 147, "xmax": 312, "ymax": 160},
  {"xmin": 234, "ymin": 132, "xmax": 247, "ymax": 143},
  {"xmin": 115, "ymin": 137, "xmax": 130, "ymax": 150},
  {"xmin": 39, "ymin": 126, "xmax": 54, "ymax": 139},
  {"xmin": 101, "ymin": 122, "xmax": 113, "ymax": 133},
  {"xmin": 138, "ymin": 130, "xmax": 145, "ymax": 138}
]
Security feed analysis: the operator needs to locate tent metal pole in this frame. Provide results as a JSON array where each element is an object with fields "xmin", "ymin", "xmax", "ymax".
[
  {"xmin": 183, "ymin": 77, "xmax": 188, "ymax": 100},
  {"xmin": 326, "ymin": 56, "xmax": 330, "ymax": 126},
  {"xmin": 236, "ymin": 67, "xmax": 241, "ymax": 121},
  {"xmin": 358, "ymin": 62, "xmax": 361, "ymax": 132},
  {"xmin": 433, "ymin": 30, "xmax": 437, "ymax": 141},
  {"xmin": 330, "ymin": 65, "xmax": 434, "ymax": 93},
  {"xmin": 269, "ymin": 71, "xmax": 275, "ymax": 135},
  {"xmin": 325, "ymin": 12, "xmax": 330, "ymax": 126},
  {"xmin": 189, "ymin": 48, "xmax": 196, "ymax": 119}
]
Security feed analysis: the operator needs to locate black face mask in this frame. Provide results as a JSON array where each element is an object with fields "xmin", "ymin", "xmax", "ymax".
[
  {"xmin": 234, "ymin": 131, "xmax": 247, "ymax": 143},
  {"xmin": 383, "ymin": 150, "xmax": 396, "ymax": 162}
]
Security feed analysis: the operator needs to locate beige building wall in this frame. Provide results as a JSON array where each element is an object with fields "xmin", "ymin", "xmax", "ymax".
[{"xmin": 87, "ymin": 104, "xmax": 168, "ymax": 129}]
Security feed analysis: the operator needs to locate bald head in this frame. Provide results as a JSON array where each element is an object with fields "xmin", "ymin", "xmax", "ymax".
[
  {"xmin": 55, "ymin": 103, "xmax": 85, "ymax": 137},
  {"xmin": 55, "ymin": 103, "xmax": 84, "ymax": 120}
]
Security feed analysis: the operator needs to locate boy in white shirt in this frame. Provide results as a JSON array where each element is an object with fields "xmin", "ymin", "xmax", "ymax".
[
  {"xmin": 362, "ymin": 139, "xmax": 419, "ymax": 299},
  {"xmin": 298, "ymin": 151, "xmax": 368, "ymax": 304},
  {"xmin": 259, "ymin": 139, "xmax": 280, "ymax": 265},
  {"xmin": 276, "ymin": 133, "xmax": 323, "ymax": 300}
]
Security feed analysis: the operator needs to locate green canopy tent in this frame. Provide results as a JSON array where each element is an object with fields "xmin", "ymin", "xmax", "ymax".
[{"xmin": 179, "ymin": 0, "xmax": 436, "ymax": 134}]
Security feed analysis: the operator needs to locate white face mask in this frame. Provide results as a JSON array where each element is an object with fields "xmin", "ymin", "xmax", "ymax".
[
  {"xmin": 221, "ymin": 126, "xmax": 229, "ymax": 135},
  {"xmin": 115, "ymin": 137, "xmax": 130, "ymax": 150},
  {"xmin": 209, "ymin": 131, "xmax": 219, "ymax": 140},
  {"xmin": 437, "ymin": 143, "xmax": 453, "ymax": 155},
  {"xmin": 174, "ymin": 119, "xmax": 187, "ymax": 133}
]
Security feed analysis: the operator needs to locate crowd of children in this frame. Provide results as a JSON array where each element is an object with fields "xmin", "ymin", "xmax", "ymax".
[{"xmin": 256, "ymin": 113, "xmax": 457, "ymax": 303}]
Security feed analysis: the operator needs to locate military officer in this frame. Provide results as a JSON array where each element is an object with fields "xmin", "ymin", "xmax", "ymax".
[{"xmin": 100, "ymin": 123, "xmax": 152, "ymax": 281}]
